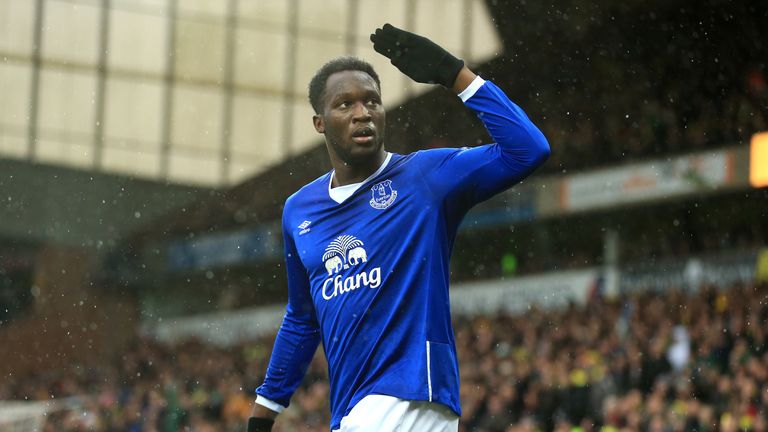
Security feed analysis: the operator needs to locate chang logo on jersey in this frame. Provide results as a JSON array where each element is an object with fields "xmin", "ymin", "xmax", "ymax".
[
  {"xmin": 320, "ymin": 234, "xmax": 381, "ymax": 300},
  {"xmin": 369, "ymin": 179, "xmax": 397, "ymax": 209}
]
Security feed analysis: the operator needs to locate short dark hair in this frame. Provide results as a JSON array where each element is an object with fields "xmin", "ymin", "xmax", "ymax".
[{"xmin": 308, "ymin": 56, "xmax": 381, "ymax": 114}]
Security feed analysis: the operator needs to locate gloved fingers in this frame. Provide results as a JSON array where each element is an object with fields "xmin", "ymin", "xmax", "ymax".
[
  {"xmin": 371, "ymin": 34, "xmax": 394, "ymax": 50},
  {"xmin": 372, "ymin": 42, "xmax": 390, "ymax": 58},
  {"xmin": 378, "ymin": 23, "xmax": 414, "ymax": 47},
  {"xmin": 382, "ymin": 23, "xmax": 397, "ymax": 32},
  {"xmin": 371, "ymin": 28, "xmax": 399, "ymax": 48},
  {"xmin": 381, "ymin": 23, "xmax": 405, "ymax": 37},
  {"xmin": 372, "ymin": 40, "xmax": 402, "ymax": 60},
  {"xmin": 373, "ymin": 37, "xmax": 408, "ymax": 61},
  {"xmin": 372, "ymin": 25, "xmax": 399, "ymax": 40}
]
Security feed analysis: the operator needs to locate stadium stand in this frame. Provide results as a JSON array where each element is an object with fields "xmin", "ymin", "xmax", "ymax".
[
  {"xmin": 122, "ymin": 0, "xmax": 767, "ymax": 238},
  {"xmin": 1, "ymin": 278, "xmax": 765, "ymax": 431}
]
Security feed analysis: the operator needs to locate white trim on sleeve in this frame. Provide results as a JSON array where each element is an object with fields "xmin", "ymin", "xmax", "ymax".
[
  {"xmin": 457, "ymin": 76, "xmax": 486, "ymax": 102},
  {"xmin": 255, "ymin": 395, "xmax": 286, "ymax": 413}
]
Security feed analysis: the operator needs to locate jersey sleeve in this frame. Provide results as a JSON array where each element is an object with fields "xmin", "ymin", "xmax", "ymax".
[
  {"xmin": 420, "ymin": 78, "xmax": 550, "ymax": 213},
  {"xmin": 255, "ymin": 207, "xmax": 321, "ymax": 409}
]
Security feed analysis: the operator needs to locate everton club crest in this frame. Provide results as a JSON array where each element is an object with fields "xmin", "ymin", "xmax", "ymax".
[{"xmin": 369, "ymin": 179, "xmax": 397, "ymax": 210}]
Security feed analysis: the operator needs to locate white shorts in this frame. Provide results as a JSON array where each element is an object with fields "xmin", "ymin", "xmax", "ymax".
[{"xmin": 333, "ymin": 394, "xmax": 459, "ymax": 432}]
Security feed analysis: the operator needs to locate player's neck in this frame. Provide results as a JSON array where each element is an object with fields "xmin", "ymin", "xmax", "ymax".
[{"xmin": 331, "ymin": 151, "xmax": 387, "ymax": 187}]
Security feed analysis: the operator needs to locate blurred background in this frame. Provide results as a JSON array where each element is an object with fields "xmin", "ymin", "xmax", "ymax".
[{"xmin": 0, "ymin": 0, "xmax": 767, "ymax": 431}]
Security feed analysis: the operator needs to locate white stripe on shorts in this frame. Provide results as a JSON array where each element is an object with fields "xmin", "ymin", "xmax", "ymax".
[{"xmin": 426, "ymin": 340, "xmax": 433, "ymax": 402}]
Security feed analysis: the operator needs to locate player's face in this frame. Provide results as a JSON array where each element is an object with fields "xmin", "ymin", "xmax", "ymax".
[{"xmin": 314, "ymin": 70, "xmax": 386, "ymax": 166}]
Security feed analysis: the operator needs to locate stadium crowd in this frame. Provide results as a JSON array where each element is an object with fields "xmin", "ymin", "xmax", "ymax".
[
  {"xmin": 2, "ymin": 278, "xmax": 765, "ymax": 431},
  {"xmin": 398, "ymin": 18, "xmax": 767, "ymax": 178},
  {"xmin": 535, "ymin": 66, "xmax": 767, "ymax": 175}
]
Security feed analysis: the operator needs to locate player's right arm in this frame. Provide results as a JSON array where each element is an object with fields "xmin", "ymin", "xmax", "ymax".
[
  {"xmin": 371, "ymin": 24, "xmax": 549, "ymax": 211},
  {"xmin": 249, "ymin": 207, "xmax": 322, "ymax": 431}
]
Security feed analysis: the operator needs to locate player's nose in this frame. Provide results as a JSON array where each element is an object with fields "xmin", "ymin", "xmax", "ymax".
[{"xmin": 352, "ymin": 102, "xmax": 371, "ymax": 121}]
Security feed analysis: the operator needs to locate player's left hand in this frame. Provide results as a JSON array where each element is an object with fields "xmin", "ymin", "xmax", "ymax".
[
  {"xmin": 370, "ymin": 23, "xmax": 464, "ymax": 87},
  {"xmin": 246, "ymin": 417, "xmax": 274, "ymax": 432}
]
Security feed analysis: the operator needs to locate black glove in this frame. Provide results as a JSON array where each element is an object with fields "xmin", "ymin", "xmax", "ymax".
[
  {"xmin": 247, "ymin": 417, "xmax": 274, "ymax": 432},
  {"xmin": 370, "ymin": 23, "xmax": 464, "ymax": 87}
]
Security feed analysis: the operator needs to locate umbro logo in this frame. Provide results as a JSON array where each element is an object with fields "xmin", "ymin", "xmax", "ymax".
[{"xmin": 298, "ymin": 220, "xmax": 311, "ymax": 235}]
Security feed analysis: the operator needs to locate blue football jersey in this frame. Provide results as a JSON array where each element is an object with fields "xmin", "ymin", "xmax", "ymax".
[{"xmin": 256, "ymin": 79, "xmax": 550, "ymax": 430}]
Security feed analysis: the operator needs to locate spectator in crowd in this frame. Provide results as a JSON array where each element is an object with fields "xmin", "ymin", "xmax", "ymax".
[{"xmin": 3, "ymin": 278, "xmax": 765, "ymax": 432}]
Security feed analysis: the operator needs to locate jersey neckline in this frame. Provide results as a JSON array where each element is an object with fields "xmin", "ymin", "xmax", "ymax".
[{"xmin": 327, "ymin": 152, "xmax": 392, "ymax": 204}]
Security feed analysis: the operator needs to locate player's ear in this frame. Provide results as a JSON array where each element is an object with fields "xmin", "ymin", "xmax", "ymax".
[{"xmin": 313, "ymin": 114, "xmax": 325, "ymax": 134}]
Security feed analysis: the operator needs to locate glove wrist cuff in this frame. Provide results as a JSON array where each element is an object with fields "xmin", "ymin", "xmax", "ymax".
[
  {"xmin": 437, "ymin": 55, "xmax": 464, "ymax": 88},
  {"xmin": 247, "ymin": 417, "xmax": 275, "ymax": 432}
]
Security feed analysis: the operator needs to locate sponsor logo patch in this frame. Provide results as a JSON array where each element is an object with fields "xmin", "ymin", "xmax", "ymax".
[{"xmin": 320, "ymin": 234, "xmax": 381, "ymax": 300}]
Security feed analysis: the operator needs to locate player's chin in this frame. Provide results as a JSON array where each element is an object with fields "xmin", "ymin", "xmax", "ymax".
[{"xmin": 343, "ymin": 145, "xmax": 380, "ymax": 166}]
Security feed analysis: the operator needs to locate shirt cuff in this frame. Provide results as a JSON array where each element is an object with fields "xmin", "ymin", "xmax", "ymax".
[
  {"xmin": 457, "ymin": 76, "xmax": 486, "ymax": 102},
  {"xmin": 255, "ymin": 395, "xmax": 286, "ymax": 413}
]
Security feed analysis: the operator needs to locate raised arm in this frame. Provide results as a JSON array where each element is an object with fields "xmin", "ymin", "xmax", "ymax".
[{"xmin": 371, "ymin": 23, "xmax": 550, "ymax": 211}]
